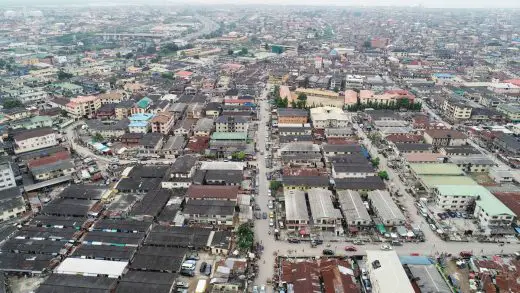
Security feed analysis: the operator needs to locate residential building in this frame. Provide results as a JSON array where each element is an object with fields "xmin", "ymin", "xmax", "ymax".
[
  {"xmin": 150, "ymin": 112, "xmax": 175, "ymax": 135},
  {"xmin": 183, "ymin": 200, "xmax": 235, "ymax": 227},
  {"xmin": 65, "ymin": 95, "xmax": 102, "ymax": 118},
  {"xmin": 128, "ymin": 113, "xmax": 154, "ymax": 134},
  {"xmin": 10, "ymin": 116, "xmax": 53, "ymax": 130},
  {"xmin": 497, "ymin": 104, "xmax": 520, "ymax": 122},
  {"xmin": 310, "ymin": 106, "xmax": 350, "ymax": 129},
  {"xmin": 98, "ymin": 92, "xmax": 125, "ymax": 105},
  {"xmin": 186, "ymin": 185, "xmax": 239, "ymax": 202},
  {"xmin": 284, "ymin": 190, "xmax": 310, "ymax": 231},
  {"xmin": 449, "ymin": 155, "xmax": 496, "ymax": 173},
  {"xmin": 0, "ymin": 187, "xmax": 26, "ymax": 222},
  {"xmin": 442, "ymin": 97, "xmax": 473, "ymax": 121},
  {"xmin": 434, "ymin": 185, "xmax": 481, "ymax": 211},
  {"xmin": 131, "ymin": 97, "xmax": 153, "ymax": 115},
  {"xmin": 494, "ymin": 133, "xmax": 520, "ymax": 156},
  {"xmin": 283, "ymin": 176, "xmax": 330, "ymax": 191},
  {"xmin": 115, "ymin": 100, "xmax": 134, "ymax": 120},
  {"xmin": 162, "ymin": 155, "xmax": 198, "ymax": 189},
  {"xmin": 332, "ymin": 162, "xmax": 376, "ymax": 178},
  {"xmin": 30, "ymin": 160, "xmax": 75, "ymax": 181},
  {"xmin": 277, "ymin": 109, "xmax": 308, "ymax": 124},
  {"xmin": 13, "ymin": 128, "xmax": 57, "ymax": 154},
  {"xmin": 0, "ymin": 160, "xmax": 16, "ymax": 191},
  {"xmin": 215, "ymin": 116, "xmax": 248, "ymax": 132},
  {"xmin": 369, "ymin": 190, "xmax": 406, "ymax": 226},
  {"xmin": 85, "ymin": 119, "xmax": 129, "ymax": 138},
  {"xmin": 423, "ymin": 129, "xmax": 468, "ymax": 146},
  {"xmin": 307, "ymin": 188, "xmax": 344, "ymax": 236},
  {"xmin": 193, "ymin": 118, "xmax": 214, "ymax": 136},
  {"xmin": 337, "ymin": 190, "xmax": 372, "ymax": 227},
  {"xmin": 472, "ymin": 186, "xmax": 516, "ymax": 234}
]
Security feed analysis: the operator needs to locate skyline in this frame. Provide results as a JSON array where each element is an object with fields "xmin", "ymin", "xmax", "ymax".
[{"xmin": 0, "ymin": 0, "xmax": 519, "ymax": 9}]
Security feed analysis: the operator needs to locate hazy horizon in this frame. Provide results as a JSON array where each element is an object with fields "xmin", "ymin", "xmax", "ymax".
[{"xmin": 0, "ymin": 0, "xmax": 519, "ymax": 9}]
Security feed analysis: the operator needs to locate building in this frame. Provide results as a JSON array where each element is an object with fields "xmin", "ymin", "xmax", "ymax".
[
  {"xmin": 30, "ymin": 159, "xmax": 75, "ymax": 181},
  {"xmin": 115, "ymin": 100, "xmax": 134, "ymax": 120},
  {"xmin": 365, "ymin": 250, "xmax": 415, "ymax": 293},
  {"xmin": 331, "ymin": 162, "xmax": 376, "ymax": 178},
  {"xmin": 186, "ymin": 185, "xmax": 239, "ymax": 202},
  {"xmin": 0, "ymin": 187, "xmax": 26, "ymax": 222},
  {"xmin": 0, "ymin": 160, "xmax": 16, "ymax": 191},
  {"xmin": 150, "ymin": 112, "xmax": 175, "ymax": 134},
  {"xmin": 497, "ymin": 104, "xmax": 520, "ymax": 122},
  {"xmin": 369, "ymin": 190, "xmax": 406, "ymax": 226},
  {"xmin": 13, "ymin": 128, "xmax": 57, "ymax": 154},
  {"xmin": 183, "ymin": 200, "xmax": 236, "ymax": 227},
  {"xmin": 277, "ymin": 109, "xmax": 308, "ymax": 124},
  {"xmin": 472, "ymin": 187, "xmax": 516, "ymax": 234},
  {"xmin": 442, "ymin": 97, "xmax": 473, "ymax": 121},
  {"xmin": 283, "ymin": 176, "xmax": 330, "ymax": 191},
  {"xmin": 423, "ymin": 129, "xmax": 468, "ymax": 146},
  {"xmin": 193, "ymin": 118, "xmax": 214, "ymax": 136},
  {"xmin": 284, "ymin": 190, "xmax": 310, "ymax": 231},
  {"xmin": 310, "ymin": 106, "xmax": 350, "ymax": 129},
  {"xmin": 433, "ymin": 184, "xmax": 483, "ymax": 211},
  {"xmin": 337, "ymin": 190, "xmax": 372, "ymax": 228},
  {"xmin": 215, "ymin": 116, "xmax": 248, "ymax": 132},
  {"xmin": 494, "ymin": 133, "xmax": 520, "ymax": 156},
  {"xmin": 128, "ymin": 113, "xmax": 154, "ymax": 134},
  {"xmin": 98, "ymin": 91, "xmax": 125, "ymax": 105},
  {"xmin": 65, "ymin": 95, "xmax": 101, "ymax": 118},
  {"xmin": 307, "ymin": 188, "xmax": 343, "ymax": 236},
  {"xmin": 162, "ymin": 155, "xmax": 197, "ymax": 189},
  {"xmin": 449, "ymin": 155, "xmax": 496, "ymax": 173}
]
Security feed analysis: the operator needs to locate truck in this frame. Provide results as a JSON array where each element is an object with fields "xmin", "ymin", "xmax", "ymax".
[{"xmin": 195, "ymin": 279, "xmax": 207, "ymax": 293}]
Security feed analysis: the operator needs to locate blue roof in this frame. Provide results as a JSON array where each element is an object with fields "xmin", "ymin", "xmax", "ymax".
[
  {"xmin": 433, "ymin": 73, "xmax": 453, "ymax": 78},
  {"xmin": 399, "ymin": 255, "xmax": 433, "ymax": 265},
  {"xmin": 129, "ymin": 121, "xmax": 148, "ymax": 127},
  {"xmin": 129, "ymin": 113, "xmax": 154, "ymax": 121}
]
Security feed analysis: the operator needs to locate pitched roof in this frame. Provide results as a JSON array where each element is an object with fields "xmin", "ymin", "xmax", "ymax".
[{"xmin": 186, "ymin": 185, "xmax": 239, "ymax": 200}]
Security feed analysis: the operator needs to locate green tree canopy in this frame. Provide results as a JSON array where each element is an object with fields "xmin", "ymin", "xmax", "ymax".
[
  {"xmin": 2, "ymin": 99, "xmax": 23, "ymax": 109},
  {"xmin": 237, "ymin": 223, "xmax": 254, "ymax": 252},
  {"xmin": 270, "ymin": 180, "xmax": 282, "ymax": 191},
  {"xmin": 93, "ymin": 132, "xmax": 104, "ymax": 142},
  {"xmin": 57, "ymin": 70, "xmax": 73, "ymax": 80},
  {"xmin": 378, "ymin": 170, "xmax": 389, "ymax": 180},
  {"xmin": 297, "ymin": 93, "xmax": 308, "ymax": 101}
]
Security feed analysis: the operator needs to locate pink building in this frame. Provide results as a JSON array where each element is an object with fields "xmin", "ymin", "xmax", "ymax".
[{"xmin": 150, "ymin": 112, "xmax": 175, "ymax": 134}]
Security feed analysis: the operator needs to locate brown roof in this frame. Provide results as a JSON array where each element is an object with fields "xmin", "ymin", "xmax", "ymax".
[
  {"xmin": 321, "ymin": 259, "xmax": 359, "ymax": 293},
  {"xmin": 13, "ymin": 127, "xmax": 54, "ymax": 141},
  {"xmin": 151, "ymin": 112, "xmax": 173, "ymax": 124},
  {"xmin": 186, "ymin": 185, "xmax": 239, "ymax": 200},
  {"xmin": 404, "ymin": 153, "xmax": 443, "ymax": 163},
  {"xmin": 424, "ymin": 129, "xmax": 467, "ymax": 139},
  {"xmin": 27, "ymin": 151, "xmax": 70, "ymax": 168},
  {"xmin": 492, "ymin": 192, "xmax": 520, "ymax": 217},
  {"xmin": 386, "ymin": 134, "xmax": 423, "ymax": 143},
  {"xmin": 98, "ymin": 92, "xmax": 124, "ymax": 100}
]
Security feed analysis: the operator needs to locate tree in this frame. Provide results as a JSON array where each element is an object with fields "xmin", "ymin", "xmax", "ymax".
[
  {"xmin": 363, "ymin": 40, "xmax": 371, "ymax": 48},
  {"xmin": 125, "ymin": 52, "xmax": 134, "ymax": 59},
  {"xmin": 371, "ymin": 157, "xmax": 380, "ymax": 168},
  {"xmin": 240, "ymin": 48, "xmax": 248, "ymax": 55},
  {"xmin": 290, "ymin": 100, "xmax": 297, "ymax": 108},
  {"xmin": 378, "ymin": 171, "xmax": 389, "ymax": 180},
  {"xmin": 93, "ymin": 132, "xmax": 104, "ymax": 142},
  {"xmin": 264, "ymin": 43, "xmax": 269, "ymax": 51},
  {"xmin": 232, "ymin": 151, "xmax": 246, "ymax": 161},
  {"xmin": 333, "ymin": 86, "xmax": 339, "ymax": 93},
  {"xmin": 297, "ymin": 93, "xmax": 308, "ymax": 101},
  {"xmin": 60, "ymin": 109, "xmax": 68, "ymax": 117},
  {"xmin": 236, "ymin": 223, "xmax": 254, "ymax": 252},
  {"xmin": 227, "ymin": 49, "xmax": 234, "ymax": 55},
  {"xmin": 270, "ymin": 180, "xmax": 282, "ymax": 191},
  {"xmin": 161, "ymin": 72, "xmax": 174, "ymax": 80},
  {"xmin": 57, "ymin": 70, "xmax": 73, "ymax": 80},
  {"xmin": 2, "ymin": 99, "xmax": 23, "ymax": 109},
  {"xmin": 116, "ymin": 52, "xmax": 121, "ymax": 58}
]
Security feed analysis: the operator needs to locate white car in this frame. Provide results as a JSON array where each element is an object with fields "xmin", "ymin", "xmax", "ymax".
[
  {"xmin": 260, "ymin": 285, "xmax": 266, "ymax": 293},
  {"xmin": 269, "ymin": 219, "xmax": 274, "ymax": 226},
  {"xmin": 380, "ymin": 244, "xmax": 393, "ymax": 251}
]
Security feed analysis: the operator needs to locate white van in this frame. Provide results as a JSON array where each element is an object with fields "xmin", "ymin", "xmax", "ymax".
[{"xmin": 181, "ymin": 262, "xmax": 196, "ymax": 270}]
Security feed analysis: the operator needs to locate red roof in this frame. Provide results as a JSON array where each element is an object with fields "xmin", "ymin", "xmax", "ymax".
[
  {"xmin": 186, "ymin": 185, "xmax": 239, "ymax": 200},
  {"xmin": 175, "ymin": 71, "xmax": 193, "ymax": 77},
  {"xmin": 224, "ymin": 99, "xmax": 253, "ymax": 104},
  {"xmin": 386, "ymin": 134, "xmax": 423, "ymax": 143},
  {"xmin": 492, "ymin": 192, "xmax": 520, "ymax": 218},
  {"xmin": 27, "ymin": 151, "xmax": 70, "ymax": 168}
]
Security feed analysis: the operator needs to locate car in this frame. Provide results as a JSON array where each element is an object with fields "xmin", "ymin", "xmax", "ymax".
[
  {"xmin": 255, "ymin": 212, "xmax": 261, "ymax": 219},
  {"xmin": 180, "ymin": 269, "xmax": 195, "ymax": 277},
  {"xmin": 448, "ymin": 211, "xmax": 457, "ymax": 218},
  {"xmin": 410, "ymin": 253, "xmax": 420, "ymax": 256},
  {"xmin": 391, "ymin": 240, "xmax": 403, "ymax": 246},
  {"xmin": 430, "ymin": 224, "xmax": 437, "ymax": 230},
  {"xmin": 269, "ymin": 212, "xmax": 274, "ymax": 218},
  {"xmin": 186, "ymin": 254, "xmax": 199, "ymax": 261},
  {"xmin": 456, "ymin": 212, "xmax": 463, "ymax": 218},
  {"xmin": 199, "ymin": 262, "xmax": 207, "ymax": 273},
  {"xmin": 344, "ymin": 246, "xmax": 357, "ymax": 251},
  {"xmin": 262, "ymin": 212, "xmax": 267, "ymax": 219},
  {"xmin": 381, "ymin": 244, "xmax": 393, "ymax": 251},
  {"xmin": 353, "ymin": 240, "xmax": 364, "ymax": 245},
  {"xmin": 269, "ymin": 219, "xmax": 274, "ymax": 226},
  {"xmin": 313, "ymin": 239, "xmax": 324, "ymax": 245},
  {"xmin": 460, "ymin": 251, "xmax": 473, "ymax": 258},
  {"xmin": 204, "ymin": 264, "xmax": 212, "ymax": 276},
  {"xmin": 175, "ymin": 281, "xmax": 189, "ymax": 288},
  {"xmin": 322, "ymin": 249, "xmax": 334, "ymax": 255},
  {"xmin": 288, "ymin": 238, "xmax": 300, "ymax": 243},
  {"xmin": 252, "ymin": 285, "xmax": 259, "ymax": 293},
  {"xmin": 260, "ymin": 285, "xmax": 266, "ymax": 293},
  {"xmin": 254, "ymin": 203, "xmax": 261, "ymax": 211}
]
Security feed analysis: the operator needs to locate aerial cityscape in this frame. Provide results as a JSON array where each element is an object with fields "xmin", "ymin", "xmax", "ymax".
[{"xmin": 0, "ymin": 2, "xmax": 519, "ymax": 293}]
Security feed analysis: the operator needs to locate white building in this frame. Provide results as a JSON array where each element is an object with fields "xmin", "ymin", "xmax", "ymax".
[
  {"xmin": 0, "ymin": 161, "xmax": 16, "ymax": 191},
  {"xmin": 307, "ymin": 188, "xmax": 344, "ymax": 236},
  {"xmin": 433, "ymin": 185, "xmax": 480, "ymax": 211},
  {"xmin": 284, "ymin": 190, "xmax": 310, "ymax": 231},
  {"xmin": 337, "ymin": 190, "xmax": 372, "ymax": 227},
  {"xmin": 310, "ymin": 106, "xmax": 350, "ymax": 129},
  {"xmin": 13, "ymin": 128, "xmax": 57, "ymax": 154},
  {"xmin": 369, "ymin": 190, "xmax": 406, "ymax": 226},
  {"xmin": 365, "ymin": 250, "xmax": 415, "ymax": 293}
]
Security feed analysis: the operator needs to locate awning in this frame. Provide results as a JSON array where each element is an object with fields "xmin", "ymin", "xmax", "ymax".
[
  {"xmin": 349, "ymin": 226, "xmax": 359, "ymax": 233},
  {"xmin": 376, "ymin": 224, "xmax": 386, "ymax": 234}
]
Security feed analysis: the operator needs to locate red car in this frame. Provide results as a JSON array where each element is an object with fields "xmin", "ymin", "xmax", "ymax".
[
  {"xmin": 460, "ymin": 251, "xmax": 473, "ymax": 258},
  {"xmin": 410, "ymin": 253, "xmax": 420, "ymax": 256},
  {"xmin": 344, "ymin": 246, "xmax": 357, "ymax": 252}
]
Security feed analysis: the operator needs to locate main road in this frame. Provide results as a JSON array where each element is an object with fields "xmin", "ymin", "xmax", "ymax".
[{"xmin": 254, "ymin": 88, "xmax": 276, "ymax": 289}]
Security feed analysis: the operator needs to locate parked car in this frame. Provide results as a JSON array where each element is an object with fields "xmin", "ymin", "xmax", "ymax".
[
  {"xmin": 262, "ymin": 212, "xmax": 267, "ymax": 219},
  {"xmin": 460, "ymin": 251, "xmax": 473, "ymax": 258},
  {"xmin": 254, "ymin": 203, "xmax": 261, "ymax": 211},
  {"xmin": 180, "ymin": 269, "xmax": 195, "ymax": 277},
  {"xmin": 175, "ymin": 281, "xmax": 189, "ymax": 288},
  {"xmin": 391, "ymin": 240, "xmax": 403, "ymax": 246},
  {"xmin": 344, "ymin": 246, "xmax": 357, "ymax": 251},
  {"xmin": 322, "ymin": 249, "xmax": 334, "ymax": 255},
  {"xmin": 269, "ymin": 219, "xmax": 274, "ymax": 227},
  {"xmin": 288, "ymin": 238, "xmax": 300, "ymax": 243},
  {"xmin": 252, "ymin": 285, "xmax": 259, "ymax": 293},
  {"xmin": 269, "ymin": 212, "xmax": 274, "ymax": 218},
  {"xmin": 260, "ymin": 285, "xmax": 266, "ymax": 293},
  {"xmin": 199, "ymin": 262, "xmax": 207, "ymax": 273},
  {"xmin": 381, "ymin": 244, "xmax": 392, "ymax": 251},
  {"xmin": 204, "ymin": 264, "xmax": 212, "ymax": 276},
  {"xmin": 448, "ymin": 211, "xmax": 457, "ymax": 218},
  {"xmin": 353, "ymin": 240, "xmax": 364, "ymax": 245},
  {"xmin": 186, "ymin": 254, "xmax": 199, "ymax": 261}
]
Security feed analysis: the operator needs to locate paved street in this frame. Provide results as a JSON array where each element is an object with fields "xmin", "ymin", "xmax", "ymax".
[{"xmin": 254, "ymin": 88, "xmax": 276, "ymax": 288}]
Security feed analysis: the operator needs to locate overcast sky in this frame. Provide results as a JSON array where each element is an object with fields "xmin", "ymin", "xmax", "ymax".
[{"xmin": 3, "ymin": 0, "xmax": 520, "ymax": 8}]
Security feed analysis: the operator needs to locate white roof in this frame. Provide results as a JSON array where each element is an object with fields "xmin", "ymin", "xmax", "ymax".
[
  {"xmin": 284, "ymin": 190, "xmax": 309, "ymax": 221},
  {"xmin": 200, "ymin": 161, "xmax": 245, "ymax": 171},
  {"xmin": 55, "ymin": 258, "xmax": 127, "ymax": 278},
  {"xmin": 366, "ymin": 250, "xmax": 414, "ymax": 293},
  {"xmin": 307, "ymin": 188, "xmax": 342, "ymax": 220}
]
